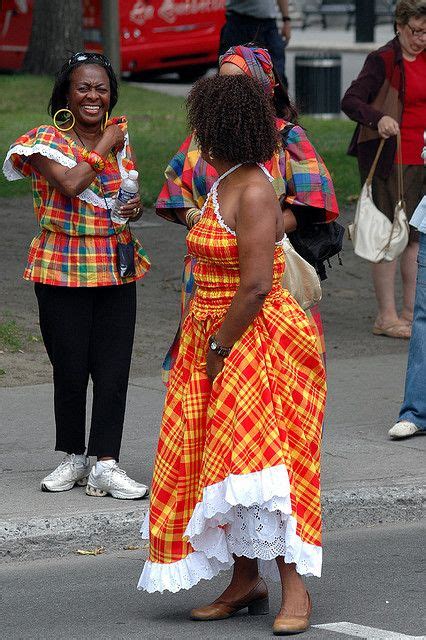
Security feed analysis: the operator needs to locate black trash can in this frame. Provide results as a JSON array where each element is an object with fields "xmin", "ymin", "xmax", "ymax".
[{"xmin": 295, "ymin": 53, "xmax": 341, "ymax": 117}]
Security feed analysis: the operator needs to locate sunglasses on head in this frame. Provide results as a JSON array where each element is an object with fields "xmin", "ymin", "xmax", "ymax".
[{"xmin": 67, "ymin": 52, "xmax": 112, "ymax": 68}]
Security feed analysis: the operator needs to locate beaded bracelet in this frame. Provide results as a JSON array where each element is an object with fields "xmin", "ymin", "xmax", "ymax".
[
  {"xmin": 82, "ymin": 149, "xmax": 106, "ymax": 173},
  {"xmin": 185, "ymin": 207, "xmax": 201, "ymax": 229}
]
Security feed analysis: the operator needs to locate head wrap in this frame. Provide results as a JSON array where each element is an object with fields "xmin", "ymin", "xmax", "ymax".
[{"xmin": 219, "ymin": 45, "xmax": 276, "ymax": 95}]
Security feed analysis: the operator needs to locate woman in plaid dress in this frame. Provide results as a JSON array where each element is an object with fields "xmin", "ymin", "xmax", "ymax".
[
  {"xmin": 3, "ymin": 53, "xmax": 150, "ymax": 500},
  {"xmin": 156, "ymin": 45, "xmax": 339, "ymax": 383},
  {"xmin": 139, "ymin": 75, "xmax": 326, "ymax": 636}
]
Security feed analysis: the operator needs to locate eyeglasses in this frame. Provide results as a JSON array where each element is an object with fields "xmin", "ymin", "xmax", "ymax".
[
  {"xmin": 67, "ymin": 52, "xmax": 112, "ymax": 68},
  {"xmin": 406, "ymin": 23, "xmax": 426, "ymax": 38}
]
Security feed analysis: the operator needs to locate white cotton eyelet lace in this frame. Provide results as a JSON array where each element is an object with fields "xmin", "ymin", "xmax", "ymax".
[
  {"xmin": 138, "ymin": 465, "xmax": 322, "ymax": 594},
  {"xmin": 3, "ymin": 132, "xmax": 130, "ymax": 210}
]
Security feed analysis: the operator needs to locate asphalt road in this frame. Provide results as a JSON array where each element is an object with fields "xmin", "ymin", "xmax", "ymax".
[{"xmin": 2, "ymin": 522, "xmax": 425, "ymax": 640}]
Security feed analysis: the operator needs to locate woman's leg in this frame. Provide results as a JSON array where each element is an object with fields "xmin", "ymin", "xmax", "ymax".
[
  {"xmin": 400, "ymin": 234, "xmax": 419, "ymax": 323},
  {"xmin": 367, "ymin": 165, "xmax": 412, "ymax": 334},
  {"xmin": 216, "ymin": 556, "xmax": 260, "ymax": 601},
  {"xmin": 371, "ymin": 259, "xmax": 401, "ymax": 328},
  {"xmin": 35, "ymin": 284, "xmax": 91, "ymax": 455},
  {"xmin": 87, "ymin": 283, "xmax": 136, "ymax": 461},
  {"xmin": 275, "ymin": 557, "xmax": 310, "ymax": 616},
  {"xmin": 397, "ymin": 232, "xmax": 426, "ymax": 430},
  {"xmin": 189, "ymin": 556, "xmax": 267, "ymax": 621}
]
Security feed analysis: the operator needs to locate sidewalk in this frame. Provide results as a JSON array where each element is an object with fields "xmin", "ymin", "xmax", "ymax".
[
  {"xmin": 133, "ymin": 24, "xmax": 395, "ymax": 101},
  {"xmin": 288, "ymin": 23, "xmax": 394, "ymax": 52},
  {"xmin": 1, "ymin": 352, "xmax": 425, "ymax": 562}
]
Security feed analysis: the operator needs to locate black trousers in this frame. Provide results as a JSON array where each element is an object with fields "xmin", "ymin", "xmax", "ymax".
[{"xmin": 35, "ymin": 282, "xmax": 136, "ymax": 461}]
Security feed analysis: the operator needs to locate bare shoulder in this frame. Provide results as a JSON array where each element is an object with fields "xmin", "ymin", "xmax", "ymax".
[{"xmin": 237, "ymin": 174, "xmax": 279, "ymax": 221}]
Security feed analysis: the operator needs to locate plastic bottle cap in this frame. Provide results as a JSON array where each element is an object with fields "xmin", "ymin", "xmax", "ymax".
[{"xmin": 129, "ymin": 169, "xmax": 139, "ymax": 180}]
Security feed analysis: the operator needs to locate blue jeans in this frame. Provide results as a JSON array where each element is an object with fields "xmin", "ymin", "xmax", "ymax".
[{"xmin": 398, "ymin": 231, "xmax": 426, "ymax": 430}]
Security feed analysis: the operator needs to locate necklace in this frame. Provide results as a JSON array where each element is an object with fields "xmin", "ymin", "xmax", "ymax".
[{"xmin": 72, "ymin": 128, "xmax": 102, "ymax": 152}]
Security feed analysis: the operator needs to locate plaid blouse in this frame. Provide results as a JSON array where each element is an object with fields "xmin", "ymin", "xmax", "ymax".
[
  {"xmin": 3, "ymin": 118, "xmax": 150, "ymax": 287},
  {"xmin": 156, "ymin": 119, "xmax": 339, "ymax": 224}
]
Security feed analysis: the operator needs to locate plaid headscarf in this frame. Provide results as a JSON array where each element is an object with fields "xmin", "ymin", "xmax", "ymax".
[{"xmin": 219, "ymin": 45, "xmax": 276, "ymax": 95}]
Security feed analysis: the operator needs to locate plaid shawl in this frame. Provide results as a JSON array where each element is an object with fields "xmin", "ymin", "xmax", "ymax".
[{"xmin": 156, "ymin": 119, "xmax": 339, "ymax": 224}]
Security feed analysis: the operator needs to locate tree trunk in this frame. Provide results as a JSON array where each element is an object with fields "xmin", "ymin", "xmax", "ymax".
[{"xmin": 23, "ymin": 0, "xmax": 84, "ymax": 75}]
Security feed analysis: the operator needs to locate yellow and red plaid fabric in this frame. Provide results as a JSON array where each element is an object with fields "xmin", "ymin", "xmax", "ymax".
[
  {"xmin": 148, "ymin": 199, "xmax": 326, "ymax": 567},
  {"xmin": 3, "ymin": 120, "xmax": 150, "ymax": 286}
]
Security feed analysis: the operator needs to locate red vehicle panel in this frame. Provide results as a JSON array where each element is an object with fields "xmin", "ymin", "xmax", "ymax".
[
  {"xmin": 0, "ymin": 0, "xmax": 225, "ymax": 75},
  {"xmin": 0, "ymin": 0, "xmax": 33, "ymax": 71}
]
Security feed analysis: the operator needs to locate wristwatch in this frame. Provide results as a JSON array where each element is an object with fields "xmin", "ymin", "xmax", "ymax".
[
  {"xmin": 209, "ymin": 335, "xmax": 232, "ymax": 358},
  {"xmin": 282, "ymin": 16, "xmax": 291, "ymax": 21}
]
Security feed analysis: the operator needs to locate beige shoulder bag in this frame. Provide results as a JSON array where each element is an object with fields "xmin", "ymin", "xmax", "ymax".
[
  {"xmin": 282, "ymin": 237, "xmax": 322, "ymax": 310},
  {"xmin": 348, "ymin": 134, "xmax": 409, "ymax": 263}
]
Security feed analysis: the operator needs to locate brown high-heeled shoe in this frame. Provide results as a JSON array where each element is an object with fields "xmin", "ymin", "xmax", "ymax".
[
  {"xmin": 190, "ymin": 577, "xmax": 269, "ymax": 621},
  {"xmin": 272, "ymin": 591, "xmax": 312, "ymax": 635}
]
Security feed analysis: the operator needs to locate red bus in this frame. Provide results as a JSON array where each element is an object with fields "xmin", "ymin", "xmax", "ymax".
[{"xmin": 0, "ymin": 0, "xmax": 225, "ymax": 78}]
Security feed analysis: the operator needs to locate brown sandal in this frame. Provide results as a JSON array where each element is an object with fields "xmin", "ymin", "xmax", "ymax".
[{"xmin": 372, "ymin": 323, "xmax": 411, "ymax": 339}]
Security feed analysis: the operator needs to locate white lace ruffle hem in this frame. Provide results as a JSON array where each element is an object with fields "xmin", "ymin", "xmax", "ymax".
[{"xmin": 137, "ymin": 465, "xmax": 322, "ymax": 594}]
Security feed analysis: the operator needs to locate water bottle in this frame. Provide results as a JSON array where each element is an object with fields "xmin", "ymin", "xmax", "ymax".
[{"xmin": 110, "ymin": 169, "xmax": 139, "ymax": 224}]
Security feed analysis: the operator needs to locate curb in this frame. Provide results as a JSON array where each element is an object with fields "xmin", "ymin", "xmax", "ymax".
[
  {"xmin": 0, "ymin": 508, "xmax": 148, "ymax": 563},
  {"xmin": 1, "ymin": 485, "xmax": 424, "ymax": 563}
]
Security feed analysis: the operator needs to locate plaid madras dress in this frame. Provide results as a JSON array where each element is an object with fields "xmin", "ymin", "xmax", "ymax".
[
  {"xmin": 139, "ymin": 173, "xmax": 326, "ymax": 594},
  {"xmin": 158, "ymin": 121, "xmax": 338, "ymax": 382},
  {"xmin": 2, "ymin": 119, "xmax": 150, "ymax": 287}
]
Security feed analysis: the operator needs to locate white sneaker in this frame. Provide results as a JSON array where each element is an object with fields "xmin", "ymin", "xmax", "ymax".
[
  {"xmin": 85, "ymin": 462, "xmax": 149, "ymax": 500},
  {"xmin": 388, "ymin": 421, "xmax": 421, "ymax": 440},
  {"xmin": 41, "ymin": 454, "xmax": 90, "ymax": 492}
]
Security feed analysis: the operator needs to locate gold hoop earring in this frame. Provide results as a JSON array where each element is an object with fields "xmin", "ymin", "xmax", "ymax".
[
  {"xmin": 53, "ymin": 108, "xmax": 75, "ymax": 131},
  {"xmin": 102, "ymin": 110, "xmax": 109, "ymax": 131},
  {"xmin": 208, "ymin": 148, "xmax": 215, "ymax": 160}
]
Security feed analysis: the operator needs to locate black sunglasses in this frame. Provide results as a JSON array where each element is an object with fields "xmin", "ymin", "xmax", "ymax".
[{"xmin": 68, "ymin": 52, "xmax": 112, "ymax": 68}]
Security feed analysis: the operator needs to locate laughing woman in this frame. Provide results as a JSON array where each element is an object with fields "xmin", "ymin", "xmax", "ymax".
[
  {"xmin": 138, "ymin": 75, "xmax": 326, "ymax": 637},
  {"xmin": 3, "ymin": 53, "xmax": 150, "ymax": 499}
]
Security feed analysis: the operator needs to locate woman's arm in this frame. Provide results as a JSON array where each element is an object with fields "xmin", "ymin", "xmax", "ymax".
[
  {"xmin": 341, "ymin": 52, "xmax": 387, "ymax": 129},
  {"xmin": 206, "ymin": 183, "xmax": 279, "ymax": 381},
  {"xmin": 29, "ymin": 125, "xmax": 125, "ymax": 198},
  {"xmin": 282, "ymin": 206, "xmax": 297, "ymax": 232}
]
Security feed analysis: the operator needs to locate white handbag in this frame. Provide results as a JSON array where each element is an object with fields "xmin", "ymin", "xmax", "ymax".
[
  {"xmin": 282, "ymin": 237, "xmax": 322, "ymax": 310},
  {"xmin": 348, "ymin": 135, "xmax": 409, "ymax": 263}
]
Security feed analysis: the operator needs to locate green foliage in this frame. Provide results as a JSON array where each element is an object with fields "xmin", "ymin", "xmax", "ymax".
[{"xmin": 0, "ymin": 75, "xmax": 359, "ymax": 207}]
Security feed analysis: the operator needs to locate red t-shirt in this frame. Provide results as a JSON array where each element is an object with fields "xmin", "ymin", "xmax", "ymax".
[{"xmin": 399, "ymin": 51, "xmax": 426, "ymax": 165}]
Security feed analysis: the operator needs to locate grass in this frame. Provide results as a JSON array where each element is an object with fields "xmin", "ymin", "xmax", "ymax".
[
  {"xmin": 300, "ymin": 116, "xmax": 360, "ymax": 206},
  {"xmin": 0, "ymin": 312, "xmax": 41, "ymax": 353},
  {"xmin": 0, "ymin": 319, "xmax": 24, "ymax": 352},
  {"xmin": 0, "ymin": 74, "xmax": 359, "ymax": 207}
]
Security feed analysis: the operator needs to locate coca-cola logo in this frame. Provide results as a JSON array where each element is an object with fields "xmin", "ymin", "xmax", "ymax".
[
  {"xmin": 158, "ymin": 0, "xmax": 225, "ymax": 25},
  {"xmin": 129, "ymin": 1, "xmax": 155, "ymax": 26}
]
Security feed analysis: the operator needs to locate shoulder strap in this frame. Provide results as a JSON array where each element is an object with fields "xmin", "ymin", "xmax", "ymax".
[
  {"xmin": 396, "ymin": 132, "xmax": 404, "ymax": 205},
  {"xmin": 366, "ymin": 138, "xmax": 385, "ymax": 184},
  {"xmin": 366, "ymin": 134, "xmax": 404, "ymax": 204}
]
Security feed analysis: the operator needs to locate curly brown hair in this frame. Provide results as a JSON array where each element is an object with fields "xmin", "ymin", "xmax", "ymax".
[{"xmin": 186, "ymin": 75, "xmax": 280, "ymax": 164}]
